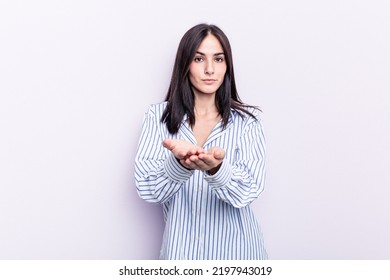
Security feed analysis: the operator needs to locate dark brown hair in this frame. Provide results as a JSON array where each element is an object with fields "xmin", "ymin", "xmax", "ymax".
[{"xmin": 161, "ymin": 23, "xmax": 257, "ymax": 134}]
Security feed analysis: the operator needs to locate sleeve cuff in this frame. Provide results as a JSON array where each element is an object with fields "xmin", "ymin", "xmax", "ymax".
[
  {"xmin": 164, "ymin": 153, "xmax": 194, "ymax": 183},
  {"xmin": 204, "ymin": 160, "xmax": 232, "ymax": 188}
]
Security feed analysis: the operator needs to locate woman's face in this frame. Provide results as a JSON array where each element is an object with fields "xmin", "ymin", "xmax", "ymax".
[{"xmin": 188, "ymin": 34, "xmax": 227, "ymax": 97}]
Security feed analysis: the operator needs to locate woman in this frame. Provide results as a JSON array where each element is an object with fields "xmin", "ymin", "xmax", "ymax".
[{"xmin": 135, "ymin": 23, "xmax": 267, "ymax": 260}]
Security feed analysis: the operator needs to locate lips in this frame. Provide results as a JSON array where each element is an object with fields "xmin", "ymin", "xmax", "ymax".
[{"xmin": 202, "ymin": 79, "xmax": 217, "ymax": 84}]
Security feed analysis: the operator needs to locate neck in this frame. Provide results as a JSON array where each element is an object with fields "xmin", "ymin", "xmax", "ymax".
[{"xmin": 194, "ymin": 93, "xmax": 218, "ymax": 116}]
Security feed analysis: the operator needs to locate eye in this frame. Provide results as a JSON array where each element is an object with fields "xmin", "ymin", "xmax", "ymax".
[
  {"xmin": 215, "ymin": 56, "xmax": 225, "ymax": 63},
  {"xmin": 193, "ymin": 56, "xmax": 204, "ymax": 62}
]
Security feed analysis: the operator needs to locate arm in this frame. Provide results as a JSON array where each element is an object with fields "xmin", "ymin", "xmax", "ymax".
[
  {"xmin": 134, "ymin": 106, "xmax": 194, "ymax": 204},
  {"xmin": 204, "ymin": 114, "xmax": 266, "ymax": 208}
]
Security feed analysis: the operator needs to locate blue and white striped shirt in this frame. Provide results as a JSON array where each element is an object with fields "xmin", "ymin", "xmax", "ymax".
[{"xmin": 135, "ymin": 102, "xmax": 267, "ymax": 260}]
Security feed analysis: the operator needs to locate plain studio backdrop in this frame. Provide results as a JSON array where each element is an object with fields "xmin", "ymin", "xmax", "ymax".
[{"xmin": 0, "ymin": 0, "xmax": 389, "ymax": 259}]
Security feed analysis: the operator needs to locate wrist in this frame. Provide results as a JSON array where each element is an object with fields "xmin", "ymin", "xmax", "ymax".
[{"xmin": 207, "ymin": 162, "xmax": 222, "ymax": 175}]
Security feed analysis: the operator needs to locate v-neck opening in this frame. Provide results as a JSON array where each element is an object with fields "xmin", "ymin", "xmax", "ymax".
[{"xmin": 178, "ymin": 113, "xmax": 233, "ymax": 148}]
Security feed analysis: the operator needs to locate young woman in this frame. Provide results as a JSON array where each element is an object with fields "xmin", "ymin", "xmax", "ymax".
[{"xmin": 135, "ymin": 24, "xmax": 267, "ymax": 260}]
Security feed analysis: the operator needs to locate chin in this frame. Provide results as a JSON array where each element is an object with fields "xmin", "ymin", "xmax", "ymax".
[
  {"xmin": 199, "ymin": 91, "xmax": 217, "ymax": 95},
  {"xmin": 192, "ymin": 84, "xmax": 221, "ymax": 96},
  {"xmin": 201, "ymin": 87, "xmax": 220, "ymax": 94}
]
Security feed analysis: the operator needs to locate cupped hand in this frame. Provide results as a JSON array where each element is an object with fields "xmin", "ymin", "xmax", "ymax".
[
  {"xmin": 163, "ymin": 139, "xmax": 225, "ymax": 173},
  {"xmin": 162, "ymin": 139, "xmax": 204, "ymax": 160},
  {"xmin": 180, "ymin": 146, "xmax": 225, "ymax": 174}
]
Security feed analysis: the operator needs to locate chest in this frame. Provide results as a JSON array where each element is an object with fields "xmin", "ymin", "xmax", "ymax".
[{"xmin": 192, "ymin": 117, "xmax": 221, "ymax": 147}]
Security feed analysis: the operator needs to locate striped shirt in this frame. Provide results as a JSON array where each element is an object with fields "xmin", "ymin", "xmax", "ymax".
[{"xmin": 135, "ymin": 102, "xmax": 267, "ymax": 260}]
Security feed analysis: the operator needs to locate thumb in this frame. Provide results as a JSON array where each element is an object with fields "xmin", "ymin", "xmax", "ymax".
[
  {"xmin": 162, "ymin": 139, "xmax": 173, "ymax": 150},
  {"xmin": 213, "ymin": 148, "xmax": 225, "ymax": 160}
]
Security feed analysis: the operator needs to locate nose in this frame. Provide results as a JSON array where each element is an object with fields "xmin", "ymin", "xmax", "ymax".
[{"xmin": 205, "ymin": 60, "xmax": 214, "ymax": 75}]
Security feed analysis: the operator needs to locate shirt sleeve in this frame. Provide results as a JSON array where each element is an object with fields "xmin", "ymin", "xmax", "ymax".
[
  {"xmin": 204, "ymin": 112, "xmax": 266, "ymax": 208},
  {"xmin": 134, "ymin": 106, "xmax": 194, "ymax": 204}
]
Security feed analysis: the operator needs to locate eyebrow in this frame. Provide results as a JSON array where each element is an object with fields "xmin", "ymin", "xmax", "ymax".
[{"xmin": 196, "ymin": 51, "xmax": 225, "ymax": 56}]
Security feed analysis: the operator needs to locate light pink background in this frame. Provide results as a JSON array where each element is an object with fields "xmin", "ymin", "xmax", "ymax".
[{"xmin": 1, "ymin": 0, "xmax": 389, "ymax": 259}]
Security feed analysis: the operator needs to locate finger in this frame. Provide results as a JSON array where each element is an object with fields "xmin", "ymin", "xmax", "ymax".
[
  {"xmin": 176, "ymin": 152, "xmax": 187, "ymax": 159},
  {"xmin": 193, "ymin": 160, "xmax": 209, "ymax": 170},
  {"xmin": 206, "ymin": 147, "xmax": 225, "ymax": 159},
  {"xmin": 187, "ymin": 155, "xmax": 206, "ymax": 166},
  {"xmin": 179, "ymin": 159, "xmax": 192, "ymax": 169},
  {"xmin": 187, "ymin": 158, "xmax": 207, "ymax": 170},
  {"xmin": 191, "ymin": 146, "xmax": 204, "ymax": 155},
  {"xmin": 191, "ymin": 154, "xmax": 215, "ymax": 170},
  {"xmin": 162, "ymin": 139, "xmax": 173, "ymax": 150},
  {"xmin": 186, "ymin": 148, "xmax": 197, "ymax": 157},
  {"xmin": 181, "ymin": 158, "xmax": 198, "ymax": 170},
  {"xmin": 213, "ymin": 149, "xmax": 225, "ymax": 160},
  {"xmin": 198, "ymin": 153, "xmax": 215, "ymax": 165}
]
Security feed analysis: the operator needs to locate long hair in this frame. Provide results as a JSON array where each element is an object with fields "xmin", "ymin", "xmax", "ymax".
[{"xmin": 161, "ymin": 23, "xmax": 257, "ymax": 134}]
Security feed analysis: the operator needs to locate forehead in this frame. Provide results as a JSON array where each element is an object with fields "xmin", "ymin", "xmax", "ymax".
[{"xmin": 197, "ymin": 34, "xmax": 224, "ymax": 54}]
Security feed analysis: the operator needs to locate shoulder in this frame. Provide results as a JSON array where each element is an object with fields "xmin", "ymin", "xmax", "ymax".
[
  {"xmin": 228, "ymin": 106, "xmax": 264, "ymax": 137},
  {"xmin": 245, "ymin": 106, "xmax": 263, "ymax": 119},
  {"xmin": 231, "ymin": 105, "xmax": 263, "ymax": 124},
  {"xmin": 144, "ymin": 101, "xmax": 168, "ymax": 117}
]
